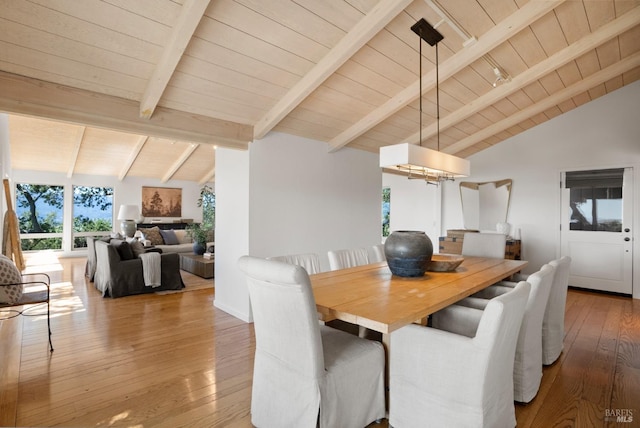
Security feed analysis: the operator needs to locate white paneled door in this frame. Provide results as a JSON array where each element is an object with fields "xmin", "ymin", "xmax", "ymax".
[{"xmin": 560, "ymin": 167, "xmax": 633, "ymax": 294}]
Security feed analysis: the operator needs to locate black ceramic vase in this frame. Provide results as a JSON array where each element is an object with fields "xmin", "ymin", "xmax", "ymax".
[
  {"xmin": 384, "ymin": 230, "xmax": 434, "ymax": 277},
  {"xmin": 193, "ymin": 242, "xmax": 206, "ymax": 255}
]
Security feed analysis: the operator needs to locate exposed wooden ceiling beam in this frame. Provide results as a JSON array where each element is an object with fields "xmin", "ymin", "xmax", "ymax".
[
  {"xmin": 119, "ymin": 136, "xmax": 148, "ymax": 181},
  {"xmin": 67, "ymin": 126, "xmax": 86, "ymax": 178},
  {"xmin": 199, "ymin": 168, "xmax": 215, "ymax": 185},
  {"xmin": 139, "ymin": 0, "xmax": 211, "ymax": 119},
  {"xmin": 0, "ymin": 71, "xmax": 252, "ymax": 149},
  {"xmin": 253, "ymin": 0, "xmax": 413, "ymax": 140},
  {"xmin": 327, "ymin": 0, "xmax": 565, "ymax": 152},
  {"xmin": 404, "ymin": 6, "xmax": 640, "ymax": 145},
  {"xmin": 445, "ymin": 51, "xmax": 640, "ymax": 155},
  {"xmin": 162, "ymin": 143, "xmax": 200, "ymax": 182}
]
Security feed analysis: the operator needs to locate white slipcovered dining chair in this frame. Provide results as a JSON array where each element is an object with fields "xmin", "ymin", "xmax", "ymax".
[
  {"xmin": 238, "ymin": 256, "xmax": 385, "ymax": 428},
  {"xmin": 509, "ymin": 257, "xmax": 572, "ymax": 365},
  {"xmin": 390, "ymin": 281, "xmax": 530, "ymax": 427},
  {"xmin": 327, "ymin": 247, "xmax": 371, "ymax": 337},
  {"xmin": 542, "ymin": 256, "xmax": 571, "ymax": 364},
  {"xmin": 327, "ymin": 248, "xmax": 369, "ymax": 271},
  {"xmin": 453, "ymin": 264, "xmax": 556, "ymax": 403},
  {"xmin": 267, "ymin": 252, "xmax": 321, "ymax": 274},
  {"xmin": 461, "ymin": 233, "xmax": 507, "ymax": 259},
  {"xmin": 370, "ymin": 244, "xmax": 386, "ymax": 263}
]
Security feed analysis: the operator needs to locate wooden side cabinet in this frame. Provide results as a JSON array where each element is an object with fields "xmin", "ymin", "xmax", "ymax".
[{"xmin": 439, "ymin": 236, "xmax": 521, "ymax": 260}]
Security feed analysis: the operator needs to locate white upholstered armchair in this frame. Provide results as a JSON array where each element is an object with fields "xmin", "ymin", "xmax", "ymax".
[
  {"xmin": 390, "ymin": 281, "xmax": 530, "ymax": 427},
  {"xmin": 238, "ymin": 256, "xmax": 385, "ymax": 428},
  {"xmin": 454, "ymin": 264, "xmax": 556, "ymax": 403},
  {"xmin": 510, "ymin": 257, "xmax": 572, "ymax": 364}
]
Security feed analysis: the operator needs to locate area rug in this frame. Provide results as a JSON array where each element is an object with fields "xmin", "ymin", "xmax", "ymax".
[{"xmin": 155, "ymin": 280, "xmax": 213, "ymax": 295}]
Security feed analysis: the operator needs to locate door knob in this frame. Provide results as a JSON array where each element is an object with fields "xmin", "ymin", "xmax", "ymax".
[
  {"xmin": 624, "ymin": 228, "xmax": 630, "ymax": 232},
  {"xmin": 624, "ymin": 237, "xmax": 631, "ymax": 242}
]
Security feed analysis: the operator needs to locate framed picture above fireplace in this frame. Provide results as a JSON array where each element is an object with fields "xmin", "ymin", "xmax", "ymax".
[{"xmin": 141, "ymin": 186, "xmax": 182, "ymax": 217}]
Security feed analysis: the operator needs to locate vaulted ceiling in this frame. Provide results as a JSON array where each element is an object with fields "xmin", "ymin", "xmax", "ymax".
[{"xmin": 1, "ymin": 0, "xmax": 639, "ymax": 183}]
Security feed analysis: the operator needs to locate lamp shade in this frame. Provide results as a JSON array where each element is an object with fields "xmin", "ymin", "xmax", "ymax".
[
  {"xmin": 380, "ymin": 143, "xmax": 470, "ymax": 178},
  {"xmin": 117, "ymin": 204, "xmax": 139, "ymax": 221}
]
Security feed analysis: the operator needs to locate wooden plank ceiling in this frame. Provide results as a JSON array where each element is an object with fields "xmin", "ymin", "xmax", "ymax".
[{"xmin": 1, "ymin": 0, "xmax": 638, "ymax": 183}]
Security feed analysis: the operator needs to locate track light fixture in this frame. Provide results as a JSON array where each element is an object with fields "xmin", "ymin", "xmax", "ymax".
[{"xmin": 492, "ymin": 67, "xmax": 510, "ymax": 87}]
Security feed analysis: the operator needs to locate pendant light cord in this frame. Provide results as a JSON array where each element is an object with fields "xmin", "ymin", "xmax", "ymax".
[
  {"xmin": 436, "ymin": 42, "xmax": 440, "ymax": 152},
  {"xmin": 419, "ymin": 30, "xmax": 441, "ymax": 152},
  {"xmin": 419, "ymin": 30, "xmax": 423, "ymax": 148}
]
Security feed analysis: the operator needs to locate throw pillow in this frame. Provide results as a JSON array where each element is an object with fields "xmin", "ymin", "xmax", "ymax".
[
  {"xmin": 173, "ymin": 229, "xmax": 191, "ymax": 244},
  {"xmin": 142, "ymin": 227, "xmax": 164, "ymax": 246},
  {"xmin": 115, "ymin": 241, "xmax": 134, "ymax": 260},
  {"xmin": 0, "ymin": 254, "xmax": 23, "ymax": 304},
  {"xmin": 159, "ymin": 229, "xmax": 179, "ymax": 245},
  {"xmin": 130, "ymin": 240, "xmax": 145, "ymax": 258}
]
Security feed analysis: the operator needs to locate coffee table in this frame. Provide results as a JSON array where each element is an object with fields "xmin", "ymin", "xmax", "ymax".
[{"xmin": 179, "ymin": 253, "xmax": 214, "ymax": 279}]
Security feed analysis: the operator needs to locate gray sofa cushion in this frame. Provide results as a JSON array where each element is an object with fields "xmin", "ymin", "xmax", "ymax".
[
  {"xmin": 130, "ymin": 240, "xmax": 146, "ymax": 258},
  {"xmin": 160, "ymin": 229, "xmax": 179, "ymax": 245},
  {"xmin": 114, "ymin": 241, "xmax": 134, "ymax": 260}
]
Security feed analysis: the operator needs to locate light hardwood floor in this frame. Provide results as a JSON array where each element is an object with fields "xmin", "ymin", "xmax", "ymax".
[{"xmin": 1, "ymin": 257, "xmax": 638, "ymax": 427}]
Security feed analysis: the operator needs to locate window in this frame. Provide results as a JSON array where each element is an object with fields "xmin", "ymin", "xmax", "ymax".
[
  {"xmin": 200, "ymin": 185, "xmax": 215, "ymax": 230},
  {"xmin": 15, "ymin": 183, "xmax": 64, "ymax": 250},
  {"xmin": 72, "ymin": 186, "xmax": 114, "ymax": 249},
  {"xmin": 566, "ymin": 168, "xmax": 623, "ymax": 232},
  {"xmin": 382, "ymin": 187, "xmax": 390, "ymax": 237}
]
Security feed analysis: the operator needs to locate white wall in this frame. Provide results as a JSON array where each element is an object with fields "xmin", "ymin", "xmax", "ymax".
[
  {"xmin": 249, "ymin": 132, "xmax": 381, "ymax": 271},
  {"xmin": 213, "ymin": 132, "xmax": 383, "ymax": 321},
  {"xmin": 441, "ymin": 81, "xmax": 640, "ymax": 298},
  {"xmin": 213, "ymin": 147, "xmax": 251, "ymax": 321},
  {"xmin": 382, "ymin": 172, "xmax": 441, "ymax": 251}
]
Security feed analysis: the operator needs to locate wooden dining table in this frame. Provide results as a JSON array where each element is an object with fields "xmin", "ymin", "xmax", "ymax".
[{"xmin": 310, "ymin": 256, "xmax": 528, "ymax": 344}]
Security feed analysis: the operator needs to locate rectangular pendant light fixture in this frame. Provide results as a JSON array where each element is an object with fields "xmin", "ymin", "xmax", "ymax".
[
  {"xmin": 380, "ymin": 143, "xmax": 470, "ymax": 179},
  {"xmin": 379, "ymin": 18, "xmax": 470, "ymax": 184}
]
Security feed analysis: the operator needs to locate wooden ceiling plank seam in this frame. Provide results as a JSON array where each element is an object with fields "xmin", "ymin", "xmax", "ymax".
[
  {"xmin": 209, "ymin": 0, "xmax": 331, "ymax": 63},
  {"xmin": 140, "ymin": 0, "xmax": 211, "ymax": 119},
  {"xmin": 0, "ymin": 71, "xmax": 252, "ymax": 148},
  {"xmin": 118, "ymin": 136, "xmax": 148, "ymax": 181},
  {"xmin": 0, "ymin": 40, "xmax": 148, "ymax": 95},
  {"xmin": 400, "ymin": 6, "xmax": 640, "ymax": 145},
  {"xmin": 0, "ymin": 17, "xmax": 156, "ymax": 80},
  {"xmin": 66, "ymin": 125, "xmax": 86, "ymax": 178},
  {"xmin": 161, "ymin": 143, "xmax": 200, "ymax": 183},
  {"xmin": 102, "ymin": 0, "xmax": 183, "ymax": 25},
  {"xmin": 554, "ymin": 1, "xmax": 592, "ymax": 45},
  {"xmin": 233, "ymin": 0, "xmax": 347, "ymax": 48},
  {"xmin": 176, "ymin": 54, "xmax": 289, "ymax": 100},
  {"xmin": 28, "ymin": 0, "xmax": 174, "ymax": 44},
  {"xmin": 2, "ymin": 0, "xmax": 163, "ymax": 62},
  {"xmin": 253, "ymin": 0, "xmax": 413, "ymax": 140},
  {"xmin": 167, "ymin": 70, "xmax": 277, "ymax": 108},
  {"xmin": 196, "ymin": 16, "xmax": 314, "ymax": 76},
  {"xmin": 327, "ymin": 0, "xmax": 566, "ymax": 152},
  {"xmin": 445, "ymin": 50, "xmax": 640, "ymax": 154},
  {"xmin": 185, "ymin": 37, "xmax": 301, "ymax": 88}
]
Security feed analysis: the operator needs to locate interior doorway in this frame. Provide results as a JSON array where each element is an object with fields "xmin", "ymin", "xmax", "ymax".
[{"xmin": 560, "ymin": 167, "xmax": 633, "ymax": 294}]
